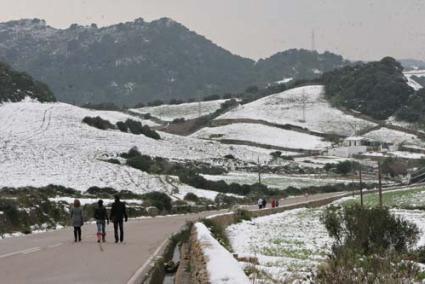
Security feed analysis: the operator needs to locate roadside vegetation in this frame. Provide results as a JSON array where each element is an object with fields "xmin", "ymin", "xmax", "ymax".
[{"xmin": 318, "ymin": 204, "xmax": 424, "ymax": 283}]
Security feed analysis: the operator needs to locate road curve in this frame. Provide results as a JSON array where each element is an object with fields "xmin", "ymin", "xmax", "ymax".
[{"xmin": 0, "ymin": 192, "xmax": 345, "ymax": 284}]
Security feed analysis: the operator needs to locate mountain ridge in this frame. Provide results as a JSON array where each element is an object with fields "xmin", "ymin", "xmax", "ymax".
[{"xmin": 0, "ymin": 17, "xmax": 346, "ymax": 106}]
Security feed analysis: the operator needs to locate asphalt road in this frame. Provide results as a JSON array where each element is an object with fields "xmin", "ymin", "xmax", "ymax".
[{"xmin": 0, "ymin": 192, "xmax": 346, "ymax": 284}]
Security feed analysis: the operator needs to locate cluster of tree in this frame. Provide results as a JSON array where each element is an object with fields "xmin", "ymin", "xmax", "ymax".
[
  {"xmin": 0, "ymin": 61, "xmax": 56, "ymax": 103},
  {"xmin": 396, "ymin": 88, "xmax": 425, "ymax": 124},
  {"xmin": 82, "ymin": 116, "xmax": 160, "ymax": 139},
  {"xmin": 322, "ymin": 57, "xmax": 414, "ymax": 120},
  {"xmin": 81, "ymin": 102, "xmax": 122, "ymax": 111}
]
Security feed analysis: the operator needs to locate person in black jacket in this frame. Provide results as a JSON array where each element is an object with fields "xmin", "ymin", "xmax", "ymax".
[
  {"xmin": 110, "ymin": 195, "xmax": 128, "ymax": 243},
  {"xmin": 94, "ymin": 199, "xmax": 109, "ymax": 243}
]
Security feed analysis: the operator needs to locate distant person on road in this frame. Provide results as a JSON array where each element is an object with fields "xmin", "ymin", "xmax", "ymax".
[
  {"xmin": 70, "ymin": 199, "xmax": 84, "ymax": 242},
  {"xmin": 257, "ymin": 198, "xmax": 263, "ymax": 209},
  {"xmin": 94, "ymin": 199, "xmax": 109, "ymax": 243},
  {"xmin": 275, "ymin": 199, "xmax": 279, "ymax": 207},
  {"xmin": 271, "ymin": 199, "xmax": 276, "ymax": 208},
  {"xmin": 110, "ymin": 195, "xmax": 128, "ymax": 243},
  {"xmin": 262, "ymin": 198, "xmax": 267, "ymax": 209}
]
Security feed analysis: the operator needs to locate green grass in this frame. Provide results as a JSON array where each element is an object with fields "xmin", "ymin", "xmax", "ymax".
[{"xmin": 342, "ymin": 187, "xmax": 425, "ymax": 209}]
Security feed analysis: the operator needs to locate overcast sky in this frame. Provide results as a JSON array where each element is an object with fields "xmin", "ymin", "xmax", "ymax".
[{"xmin": 0, "ymin": 0, "xmax": 424, "ymax": 61}]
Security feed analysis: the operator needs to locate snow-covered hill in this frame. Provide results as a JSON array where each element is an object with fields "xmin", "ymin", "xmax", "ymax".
[
  {"xmin": 130, "ymin": 99, "xmax": 227, "ymax": 122},
  {"xmin": 192, "ymin": 123, "xmax": 331, "ymax": 151},
  {"xmin": 0, "ymin": 100, "xmax": 272, "ymax": 197},
  {"xmin": 217, "ymin": 85, "xmax": 376, "ymax": 136}
]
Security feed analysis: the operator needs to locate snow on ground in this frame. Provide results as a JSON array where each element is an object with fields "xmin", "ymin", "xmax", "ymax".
[
  {"xmin": 404, "ymin": 70, "xmax": 425, "ymax": 91},
  {"xmin": 202, "ymin": 172, "xmax": 354, "ymax": 190},
  {"xmin": 195, "ymin": 222, "xmax": 250, "ymax": 284},
  {"xmin": 362, "ymin": 151, "xmax": 425, "ymax": 160},
  {"xmin": 0, "ymin": 101, "xmax": 273, "ymax": 194},
  {"xmin": 192, "ymin": 123, "xmax": 331, "ymax": 151},
  {"xmin": 218, "ymin": 85, "xmax": 376, "ymax": 136},
  {"xmin": 130, "ymin": 99, "xmax": 228, "ymax": 121},
  {"xmin": 226, "ymin": 208, "xmax": 331, "ymax": 283},
  {"xmin": 364, "ymin": 127, "xmax": 425, "ymax": 146}
]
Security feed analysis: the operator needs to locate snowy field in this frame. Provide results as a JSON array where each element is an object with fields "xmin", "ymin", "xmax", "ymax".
[
  {"xmin": 227, "ymin": 188, "xmax": 425, "ymax": 283},
  {"xmin": 364, "ymin": 127, "xmax": 425, "ymax": 146},
  {"xmin": 0, "ymin": 100, "xmax": 273, "ymax": 195},
  {"xmin": 192, "ymin": 123, "xmax": 331, "ymax": 151},
  {"xmin": 226, "ymin": 208, "xmax": 331, "ymax": 283},
  {"xmin": 130, "ymin": 99, "xmax": 228, "ymax": 121},
  {"xmin": 201, "ymin": 172, "xmax": 354, "ymax": 190},
  {"xmin": 404, "ymin": 70, "xmax": 425, "ymax": 91},
  {"xmin": 218, "ymin": 85, "xmax": 376, "ymax": 136}
]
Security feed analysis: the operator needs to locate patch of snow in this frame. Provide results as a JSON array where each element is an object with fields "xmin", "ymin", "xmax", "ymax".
[
  {"xmin": 195, "ymin": 222, "xmax": 250, "ymax": 284},
  {"xmin": 130, "ymin": 99, "xmax": 228, "ymax": 121},
  {"xmin": 0, "ymin": 101, "xmax": 272, "ymax": 195},
  {"xmin": 218, "ymin": 85, "xmax": 376, "ymax": 136},
  {"xmin": 192, "ymin": 123, "xmax": 331, "ymax": 151}
]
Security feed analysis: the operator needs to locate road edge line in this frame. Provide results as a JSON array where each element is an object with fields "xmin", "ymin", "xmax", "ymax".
[{"xmin": 127, "ymin": 237, "xmax": 170, "ymax": 284}]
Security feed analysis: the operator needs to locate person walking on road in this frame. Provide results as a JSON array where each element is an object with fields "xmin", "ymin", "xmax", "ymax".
[
  {"xmin": 257, "ymin": 198, "xmax": 263, "ymax": 209},
  {"xmin": 94, "ymin": 199, "xmax": 109, "ymax": 243},
  {"xmin": 110, "ymin": 195, "xmax": 128, "ymax": 243},
  {"xmin": 70, "ymin": 199, "xmax": 84, "ymax": 242},
  {"xmin": 262, "ymin": 198, "xmax": 267, "ymax": 209}
]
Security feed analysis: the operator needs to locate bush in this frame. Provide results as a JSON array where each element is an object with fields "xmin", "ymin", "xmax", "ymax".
[
  {"xmin": 82, "ymin": 116, "xmax": 115, "ymax": 130},
  {"xmin": 322, "ymin": 204, "xmax": 419, "ymax": 255},
  {"xmin": 116, "ymin": 121, "xmax": 128, "ymax": 132},
  {"xmin": 318, "ymin": 204, "xmax": 421, "ymax": 283},
  {"xmin": 141, "ymin": 191, "xmax": 172, "ymax": 212},
  {"xmin": 184, "ymin": 192, "xmax": 199, "ymax": 202},
  {"xmin": 335, "ymin": 161, "xmax": 354, "ymax": 175},
  {"xmin": 381, "ymin": 157, "xmax": 408, "ymax": 177},
  {"xmin": 85, "ymin": 186, "xmax": 118, "ymax": 197}
]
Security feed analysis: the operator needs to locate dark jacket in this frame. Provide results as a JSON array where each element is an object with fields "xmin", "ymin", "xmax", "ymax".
[
  {"xmin": 110, "ymin": 201, "xmax": 128, "ymax": 222},
  {"xmin": 94, "ymin": 206, "xmax": 109, "ymax": 222}
]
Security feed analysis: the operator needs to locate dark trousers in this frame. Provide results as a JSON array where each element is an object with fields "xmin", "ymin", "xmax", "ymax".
[
  {"xmin": 73, "ymin": 226, "xmax": 81, "ymax": 241},
  {"xmin": 113, "ymin": 220, "xmax": 124, "ymax": 242}
]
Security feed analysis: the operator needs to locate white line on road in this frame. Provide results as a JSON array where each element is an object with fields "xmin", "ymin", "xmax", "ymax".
[
  {"xmin": 21, "ymin": 247, "xmax": 41, "ymax": 255},
  {"xmin": 127, "ymin": 238, "xmax": 169, "ymax": 284},
  {"xmin": 0, "ymin": 243, "xmax": 62, "ymax": 259},
  {"xmin": 47, "ymin": 242, "xmax": 63, "ymax": 249}
]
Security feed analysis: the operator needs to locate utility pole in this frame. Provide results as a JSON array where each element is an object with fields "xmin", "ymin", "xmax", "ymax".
[
  {"xmin": 311, "ymin": 29, "xmax": 316, "ymax": 51},
  {"xmin": 197, "ymin": 90, "xmax": 202, "ymax": 118},
  {"xmin": 359, "ymin": 163, "xmax": 363, "ymax": 207},
  {"xmin": 257, "ymin": 156, "xmax": 262, "ymax": 185},
  {"xmin": 378, "ymin": 160, "xmax": 383, "ymax": 207},
  {"xmin": 300, "ymin": 90, "xmax": 307, "ymax": 122}
]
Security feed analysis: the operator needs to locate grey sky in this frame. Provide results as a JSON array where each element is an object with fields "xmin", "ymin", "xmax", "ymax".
[{"xmin": 0, "ymin": 0, "xmax": 424, "ymax": 61}]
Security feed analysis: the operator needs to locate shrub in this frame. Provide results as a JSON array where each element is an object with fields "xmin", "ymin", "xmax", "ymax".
[
  {"xmin": 184, "ymin": 192, "xmax": 199, "ymax": 202},
  {"xmin": 82, "ymin": 116, "xmax": 115, "ymax": 130},
  {"xmin": 317, "ymin": 204, "xmax": 421, "ymax": 282},
  {"xmin": 116, "ymin": 121, "xmax": 128, "ymax": 132},
  {"xmin": 86, "ymin": 186, "xmax": 118, "ymax": 196},
  {"xmin": 335, "ymin": 161, "xmax": 354, "ymax": 175},
  {"xmin": 141, "ymin": 191, "xmax": 172, "ymax": 212},
  {"xmin": 322, "ymin": 204, "xmax": 419, "ymax": 254}
]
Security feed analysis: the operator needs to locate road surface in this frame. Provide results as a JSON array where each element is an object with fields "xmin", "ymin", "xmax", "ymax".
[{"xmin": 0, "ymin": 192, "xmax": 345, "ymax": 284}]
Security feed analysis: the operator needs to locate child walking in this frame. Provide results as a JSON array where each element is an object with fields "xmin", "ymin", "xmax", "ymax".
[
  {"xmin": 94, "ymin": 199, "xmax": 109, "ymax": 243},
  {"xmin": 70, "ymin": 199, "xmax": 84, "ymax": 242}
]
